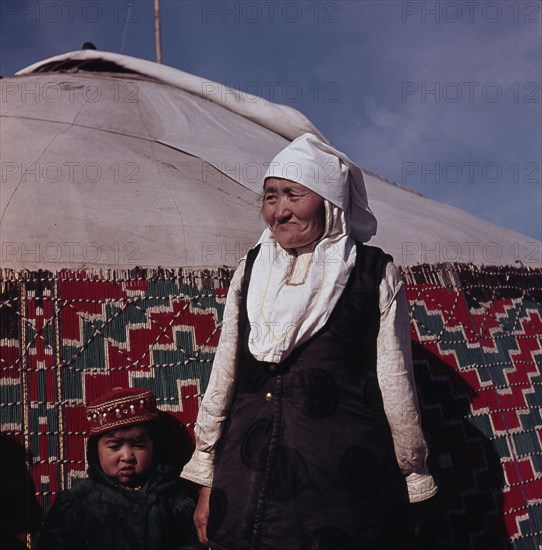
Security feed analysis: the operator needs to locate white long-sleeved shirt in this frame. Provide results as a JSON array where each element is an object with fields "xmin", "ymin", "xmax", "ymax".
[{"xmin": 181, "ymin": 260, "xmax": 437, "ymax": 503}]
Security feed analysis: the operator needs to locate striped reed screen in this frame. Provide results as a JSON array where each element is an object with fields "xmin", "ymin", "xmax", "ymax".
[{"xmin": 1, "ymin": 264, "xmax": 541, "ymax": 549}]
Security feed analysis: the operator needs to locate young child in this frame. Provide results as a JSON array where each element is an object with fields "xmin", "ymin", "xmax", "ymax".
[{"xmin": 37, "ymin": 387, "xmax": 201, "ymax": 550}]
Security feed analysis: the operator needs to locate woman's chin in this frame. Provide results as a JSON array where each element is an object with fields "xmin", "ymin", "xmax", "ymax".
[
  {"xmin": 275, "ymin": 237, "xmax": 319, "ymax": 250},
  {"xmin": 273, "ymin": 233, "xmax": 311, "ymax": 250}
]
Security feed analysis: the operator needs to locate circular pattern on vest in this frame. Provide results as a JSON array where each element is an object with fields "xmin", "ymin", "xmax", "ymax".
[
  {"xmin": 268, "ymin": 445, "xmax": 309, "ymax": 502},
  {"xmin": 241, "ymin": 418, "xmax": 273, "ymax": 472},
  {"xmin": 292, "ymin": 368, "xmax": 339, "ymax": 418}
]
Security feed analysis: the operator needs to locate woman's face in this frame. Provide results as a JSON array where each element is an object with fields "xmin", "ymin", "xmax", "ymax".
[{"xmin": 263, "ymin": 178, "xmax": 325, "ymax": 249}]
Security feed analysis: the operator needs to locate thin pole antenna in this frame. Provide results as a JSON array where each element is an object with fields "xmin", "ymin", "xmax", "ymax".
[
  {"xmin": 154, "ymin": 0, "xmax": 163, "ymax": 64},
  {"xmin": 120, "ymin": 2, "xmax": 133, "ymax": 53}
]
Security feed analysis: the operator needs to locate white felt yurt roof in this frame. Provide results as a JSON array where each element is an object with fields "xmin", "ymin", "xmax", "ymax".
[{"xmin": 1, "ymin": 50, "xmax": 539, "ymax": 269}]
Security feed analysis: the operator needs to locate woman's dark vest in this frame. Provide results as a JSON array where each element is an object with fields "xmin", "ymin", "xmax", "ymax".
[{"xmin": 208, "ymin": 243, "xmax": 412, "ymax": 550}]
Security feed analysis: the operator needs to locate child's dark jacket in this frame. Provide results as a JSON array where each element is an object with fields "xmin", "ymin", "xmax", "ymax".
[{"xmin": 37, "ymin": 430, "xmax": 199, "ymax": 550}]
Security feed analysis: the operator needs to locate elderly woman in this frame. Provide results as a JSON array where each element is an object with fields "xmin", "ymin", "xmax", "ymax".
[{"xmin": 181, "ymin": 133, "xmax": 437, "ymax": 549}]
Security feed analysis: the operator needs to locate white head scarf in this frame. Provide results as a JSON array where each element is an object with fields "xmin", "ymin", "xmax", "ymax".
[
  {"xmin": 264, "ymin": 132, "xmax": 377, "ymax": 242},
  {"xmin": 246, "ymin": 133, "xmax": 377, "ymax": 363}
]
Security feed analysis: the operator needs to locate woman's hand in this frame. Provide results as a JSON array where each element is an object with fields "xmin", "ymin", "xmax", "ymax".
[{"xmin": 194, "ymin": 485, "xmax": 212, "ymax": 544}]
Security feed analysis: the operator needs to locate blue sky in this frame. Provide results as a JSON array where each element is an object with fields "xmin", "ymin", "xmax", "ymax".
[{"xmin": 1, "ymin": 0, "xmax": 541, "ymax": 239}]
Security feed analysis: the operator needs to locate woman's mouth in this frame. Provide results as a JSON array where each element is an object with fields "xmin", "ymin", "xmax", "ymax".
[{"xmin": 275, "ymin": 222, "xmax": 297, "ymax": 230}]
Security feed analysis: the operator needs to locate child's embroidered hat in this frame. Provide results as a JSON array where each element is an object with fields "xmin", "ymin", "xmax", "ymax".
[{"xmin": 86, "ymin": 387, "xmax": 158, "ymax": 435}]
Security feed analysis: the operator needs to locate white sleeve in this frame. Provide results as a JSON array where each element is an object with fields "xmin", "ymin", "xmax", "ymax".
[
  {"xmin": 377, "ymin": 261, "xmax": 438, "ymax": 503},
  {"xmin": 180, "ymin": 260, "xmax": 245, "ymax": 487}
]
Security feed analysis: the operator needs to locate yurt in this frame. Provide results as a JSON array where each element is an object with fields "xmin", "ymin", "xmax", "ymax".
[{"xmin": 1, "ymin": 50, "xmax": 541, "ymax": 549}]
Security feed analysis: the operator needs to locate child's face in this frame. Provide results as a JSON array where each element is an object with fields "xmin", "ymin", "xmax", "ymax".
[{"xmin": 97, "ymin": 424, "xmax": 154, "ymax": 487}]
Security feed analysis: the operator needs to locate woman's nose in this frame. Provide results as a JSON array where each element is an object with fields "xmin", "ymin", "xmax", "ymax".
[{"xmin": 274, "ymin": 197, "xmax": 291, "ymax": 220}]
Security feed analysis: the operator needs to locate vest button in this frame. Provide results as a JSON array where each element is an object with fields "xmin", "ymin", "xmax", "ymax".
[
  {"xmin": 269, "ymin": 363, "xmax": 277, "ymax": 372},
  {"xmin": 265, "ymin": 392, "xmax": 273, "ymax": 401}
]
